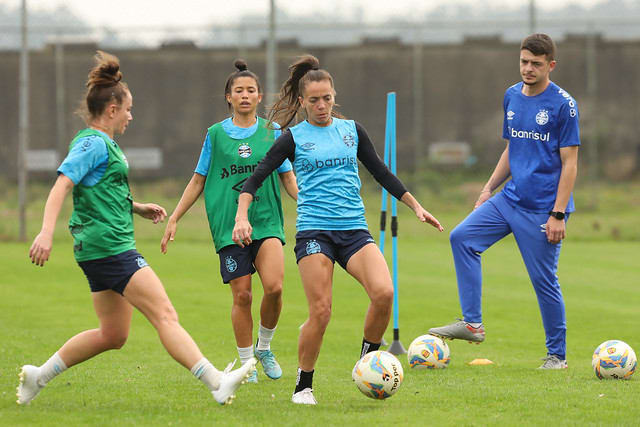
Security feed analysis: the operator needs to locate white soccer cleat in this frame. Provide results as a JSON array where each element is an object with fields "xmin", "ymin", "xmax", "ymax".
[
  {"xmin": 212, "ymin": 357, "xmax": 256, "ymax": 405},
  {"xmin": 538, "ymin": 355, "xmax": 568, "ymax": 370},
  {"xmin": 292, "ymin": 388, "xmax": 317, "ymax": 405},
  {"xmin": 16, "ymin": 365, "xmax": 44, "ymax": 405}
]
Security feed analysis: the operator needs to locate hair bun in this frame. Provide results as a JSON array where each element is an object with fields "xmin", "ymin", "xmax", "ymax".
[
  {"xmin": 87, "ymin": 50, "xmax": 123, "ymax": 88},
  {"xmin": 234, "ymin": 59, "xmax": 248, "ymax": 72}
]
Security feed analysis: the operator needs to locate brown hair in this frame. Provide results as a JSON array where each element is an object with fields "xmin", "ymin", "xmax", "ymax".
[
  {"xmin": 520, "ymin": 33, "xmax": 557, "ymax": 62},
  {"xmin": 224, "ymin": 59, "xmax": 261, "ymax": 109},
  {"xmin": 268, "ymin": 54, "xmax": 343, "ymax": 129},
  {"xmin": 77, "ymin": 51, "xmax": 129, "ymax": 122}
]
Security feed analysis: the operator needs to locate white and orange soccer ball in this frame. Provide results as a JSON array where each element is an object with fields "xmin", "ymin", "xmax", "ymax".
[
  {"xmin": 592, "ymin": 340, "xmax": 637, "ymax": 380},
  {"xmin": 407, "ymin": 334, "xmax": 451, "ymax": 369},
  {"xmin": 352, "ymin": 350, "xmax": 404, "ymax": 400}
]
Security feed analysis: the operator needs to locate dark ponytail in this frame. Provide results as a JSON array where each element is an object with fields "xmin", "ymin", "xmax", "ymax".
[
  {"xmin": 224, "ymin": 59, "xmax": 261, "ymax": 109},
  {"xmin": 77, "ymin": 50, "xmax": 129, "ymax": 122},
  {"xmin": 268, "ymin": 54, "xmax": 342, "ymax": 129}
]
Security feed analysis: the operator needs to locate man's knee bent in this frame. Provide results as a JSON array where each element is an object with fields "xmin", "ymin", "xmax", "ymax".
[
  {"xmin": 233, "ymin": 289, "xmax": 253, "ymax": 308},
  {"xmin": 449, "ymin": 224, "xmax": 468, "ymax": 248}
]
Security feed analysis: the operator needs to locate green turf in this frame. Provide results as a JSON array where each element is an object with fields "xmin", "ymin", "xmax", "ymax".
[{"xmin": 1, "ymin": 182, "xmax": 639, "ymax": 425}]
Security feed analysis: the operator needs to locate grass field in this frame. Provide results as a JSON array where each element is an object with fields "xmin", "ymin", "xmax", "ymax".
[{"xmin": 1, "ymin": 179, "xmax": 639, "ymax": 425}]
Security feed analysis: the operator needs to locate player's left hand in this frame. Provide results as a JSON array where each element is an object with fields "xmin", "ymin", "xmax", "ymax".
[
  {"xmin": 232, "ymin": 218, "xmax": 253, "ymax": 248},
  {"xmin": 136, "ymin": 203, "xmax": 167, "ymax": 224},
  {"xmin": 415, "ymin": 207, "xmax": 444, "ymax": 232},
  {"xmin": 546, "ymin": 217, "xmax": 566, "ymax": 244}
]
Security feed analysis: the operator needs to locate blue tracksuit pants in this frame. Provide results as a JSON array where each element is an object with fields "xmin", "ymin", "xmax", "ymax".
[{"xmin": 449, "ymin": 191, "xmax": 567, "ymax": 359}]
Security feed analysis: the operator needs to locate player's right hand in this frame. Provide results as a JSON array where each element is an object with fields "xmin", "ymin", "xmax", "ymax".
[
  {"xmin": 161, "ymin": 219, "xmax": 177, "ymax": 254},
  {"xmin": 232, "ymin": 219, "xmax": 253, "ymax": 248},
  {"xmin": 29, "ymin": 232, "xmax": 53, "ymax": 267}
]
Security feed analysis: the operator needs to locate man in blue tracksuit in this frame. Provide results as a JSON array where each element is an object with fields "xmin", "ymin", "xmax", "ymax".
[{"xmin": 430, "ymin": 33, "xmax": 580, "ymax": 369}]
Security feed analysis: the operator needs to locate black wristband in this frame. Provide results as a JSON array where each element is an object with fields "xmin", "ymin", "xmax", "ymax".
[{"xmin": 548, "ymin": 211, "xmax": 565, "ymax": 220}]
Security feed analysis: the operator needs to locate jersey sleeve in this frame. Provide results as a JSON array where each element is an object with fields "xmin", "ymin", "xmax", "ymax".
[
  {"xmin": 57, "ymin": 136, "xmax": 108, "ymax": 185},
  {"xmin": 502, "ymin": 90, "xmax": 510, "ymax": 140},
  {"xmin": 194, "ymin": 132, "xmax": 212, "ymax": 176},
  {"xmin": 242, "ymin": 130, "xmax": 296, "ymax": 196},
  {"xmin": 355, "ymin": 122, "xmax": 407, "ymax": 200},
  {"xmin": 272, "ymin": 125, "xmax": 292, "ymax": 173},
  {"xmin": 557, "ymin": 101, "xmax": 581, "ymax": 147},
  {"xmin": 277, "ymin": 159, "xmax": 293, "ymax": 174}
]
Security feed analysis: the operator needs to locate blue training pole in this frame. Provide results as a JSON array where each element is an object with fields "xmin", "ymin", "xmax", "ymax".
[
  {"xmin": 385, "ymin": 92, "xmax": 406, "ymax": 355},
  {"xmin": 379, "ymin": 99, "xmax": 391, "ymax": 255},
  {"xmin": 378, "ymin": 93, "xmax": 392, "ymax": 348}
]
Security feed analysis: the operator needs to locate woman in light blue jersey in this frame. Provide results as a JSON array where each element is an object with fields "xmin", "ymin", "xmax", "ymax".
[
  {"xmin": 233, "ymin": 54, "xmax": 444, "ymax": 405},
  {"xmin": 161, "ymin": 60, "xmax": 298, "ymax": 384},
  {"xmin": 18, "ymin": 51, "xmax": 255, "ymax": 407}
]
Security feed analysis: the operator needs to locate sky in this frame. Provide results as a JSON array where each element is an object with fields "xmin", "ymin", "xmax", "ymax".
[{"xmin": 3, "ymin": 0, "xmax": 607, "ymax": 28}]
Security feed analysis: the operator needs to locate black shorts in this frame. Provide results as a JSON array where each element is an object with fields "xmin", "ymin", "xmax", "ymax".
[
  {"xmin": 78, "ymin": 249, "xmax": 149, "ymax": 295},
  {"xmin": 218, "ymin": 238, "xmax": 274, "ymax": 284},
  {"xmin": 294, "ymin": 229, "xmax": 376, "ymax": 269}
]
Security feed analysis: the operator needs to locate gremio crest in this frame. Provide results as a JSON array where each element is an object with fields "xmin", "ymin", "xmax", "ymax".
[
  {"xmin": 535, "ymin": 110, "xmax": 549, "ymax": 125},
  {"xmin": 225, "ymin": 256, "xmax": 238, "ymax": 272}
]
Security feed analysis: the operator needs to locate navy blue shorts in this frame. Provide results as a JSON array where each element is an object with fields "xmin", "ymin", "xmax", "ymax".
[
  {"xmin": 78, "ymin": 249, "xmax": 149, "ymax": 295},
  {"xmin": 218, "ymin": 238, "xmax": 273, "ymax": 284},
  {"xmin": 294, "ymin": 229, "xmax": 376, "ymax": 269}
]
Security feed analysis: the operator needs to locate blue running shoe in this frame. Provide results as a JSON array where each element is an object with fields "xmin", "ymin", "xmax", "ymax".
[
  {"xmin": 255, "ymin": 349, "xmax": 282, "ymax": 380},
  {"xmin": 247, "ymin": 369, "xmax": 258, "ymax": 384}
]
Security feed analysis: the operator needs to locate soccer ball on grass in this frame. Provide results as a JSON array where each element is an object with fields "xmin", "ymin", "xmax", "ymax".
[
  {"xmin": 352, "ymin": 350, "xmax": 404, "ymax": 399},
  {"xmin": 407, "ymin": 334, "xmax": 451, "ymax": 369},
  {"xmin": 592, "ymin": 340, "xmax": 636, "ymax": 380}
]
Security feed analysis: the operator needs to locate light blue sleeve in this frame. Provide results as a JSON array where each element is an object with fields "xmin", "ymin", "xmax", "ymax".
[
  {"xmin": 194, "ymin": 133, "xmax": 212, "ymax": 176},
  {"xmin": 272, "ymin": 125, "xmax": 293, "ymax": 174},
  {"xmin": 277, "ymin": 158, "xmax": 293, "ymax": 174},
  {"xmin": 57, "ymin": 136, "xmax": 108, "ymax": 185}
]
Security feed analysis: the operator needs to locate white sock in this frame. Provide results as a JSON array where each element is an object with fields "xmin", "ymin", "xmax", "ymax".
[
  {"xmin": 39, "ymin": 352, "xmax": 68, "ymax": 385},
  {"xmin": 237, "ymin": 345, "xmax": 254, "ymax": 365},
  {"xmin": 256, "ymin": 324, "xmax": 276, "ymax": 351},
  {"xmin": 467, "ymin": 322, "xmax": 483, "ymax": 329},
  {"xmin": 190, "ymin": 357, "xmax": 222, "ymax": 391}
]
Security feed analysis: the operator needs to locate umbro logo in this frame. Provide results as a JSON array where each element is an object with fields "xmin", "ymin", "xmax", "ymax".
[{"xmin": 507, "ymin": 111, "xmax": 515, "ymax": 120}]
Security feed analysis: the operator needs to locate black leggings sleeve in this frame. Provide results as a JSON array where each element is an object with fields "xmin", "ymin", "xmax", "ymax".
[
  {"xmin": 241, "ymin": 130, "xmax": 296, "ymax": 196},
  {"xmin": 355, "ymin": 122, "xmax": 408, "ymax": 201}
]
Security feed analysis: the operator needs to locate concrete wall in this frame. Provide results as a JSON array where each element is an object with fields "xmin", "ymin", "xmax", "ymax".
[{"xmin": 2, "ymin": 35, "xmax": 639, "ymax": 182}]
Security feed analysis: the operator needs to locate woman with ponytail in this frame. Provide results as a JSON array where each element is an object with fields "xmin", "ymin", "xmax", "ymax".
[
  {"xmin": 161, "ymin": 59, "xmax": 297, "ymax": 384},
  {"xmin": 233, "ymin": 54, "xmax": 443, "ymax": 405},
  {"xmin": 19, "ymin": 51, "xmax": 255, "ymax": 407}
]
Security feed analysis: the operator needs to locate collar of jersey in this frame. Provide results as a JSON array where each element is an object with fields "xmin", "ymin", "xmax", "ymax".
[{"xmin": 222, "ymin": 116, "xmax": 259, "ymax": 140}]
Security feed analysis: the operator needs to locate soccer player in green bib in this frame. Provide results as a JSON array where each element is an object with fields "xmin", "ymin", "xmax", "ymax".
[
  {"xmin": 18, "ymin": 51, "xmax": 255, "ymax": 407},
  {"xmin": 161, "ymin": 60, "xmax": 298, "ymax": 384}
]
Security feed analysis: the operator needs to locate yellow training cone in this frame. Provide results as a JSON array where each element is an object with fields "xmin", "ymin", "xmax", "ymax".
[{"xmin": 468, "ymin": 358, "xmax": 494, "ymax": 365}]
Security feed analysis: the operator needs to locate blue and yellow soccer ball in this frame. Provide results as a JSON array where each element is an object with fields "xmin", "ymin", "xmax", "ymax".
[
  {"xmin": 592, "ymin": 340, "xmax": 637, "ymax": 380},
  {"xmin": 407, "ymin": 334, "xmax": 451, "ymax": 369},
  {"xmin": 352, "ymin": 350, "xmax": 404, "ymax": 400}
]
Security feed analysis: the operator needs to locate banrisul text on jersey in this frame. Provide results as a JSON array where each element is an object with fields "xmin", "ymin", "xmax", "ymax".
[
  {"xmin": 290, "ymin": 118, "xmax": 367, "ymax": 231},
  {"xmin": 501, "ymin": 81, "xmax": 580, "ymax": 213},
  {"xmin": 204, "ymin": 117, "xmax": 285, "ymax": 252}
]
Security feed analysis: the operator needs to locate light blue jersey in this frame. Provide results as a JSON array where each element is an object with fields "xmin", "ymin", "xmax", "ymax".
[
  {"xmin": 290, "ymin": 118, "xmax": 367, "ymax": 231},
  {"xmin": 195, "ymin": 117, "xmax": 292, "ymax": 176},
  {"xmin": 502, "ymin": 81, "xmax": 580, "ymax": 213},
  {"xmin": 57, "ymin": 130, "xmax": 115, "ymax": 186}
]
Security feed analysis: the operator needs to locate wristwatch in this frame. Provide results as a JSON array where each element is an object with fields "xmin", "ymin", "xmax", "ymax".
[{"xmin": 548, "ymin": 211, "xmax": 565, "ymax": 220}]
